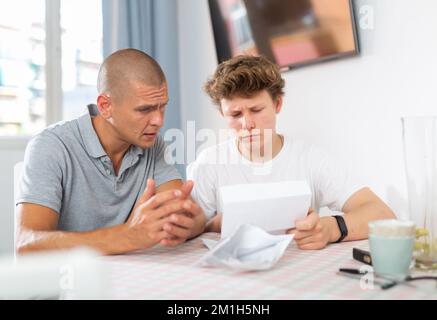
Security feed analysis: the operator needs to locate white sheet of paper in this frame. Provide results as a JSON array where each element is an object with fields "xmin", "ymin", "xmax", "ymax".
[
  {"xmin": 197, "ymin": 224, "xmax": 294, "ymax": 271},
  {"xmin": 219, "ymin": 180, "xmax": 311, "ymax": 238}
]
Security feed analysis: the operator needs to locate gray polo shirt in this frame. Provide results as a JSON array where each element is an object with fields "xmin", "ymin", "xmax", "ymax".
[{"xmin": 17, "ymin": 105, "xmax": 181, "ymax": 232}]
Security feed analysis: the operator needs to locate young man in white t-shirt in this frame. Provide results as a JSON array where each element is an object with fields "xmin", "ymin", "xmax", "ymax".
[{"xmin": 187, "ymin": 55, "xmax": 395, "ymax": 250}]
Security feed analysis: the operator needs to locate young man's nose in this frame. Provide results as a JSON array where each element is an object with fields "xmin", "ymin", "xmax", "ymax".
[{"xmin": 241, "ymin": 115, "xmax": 255, "ymax": 130}]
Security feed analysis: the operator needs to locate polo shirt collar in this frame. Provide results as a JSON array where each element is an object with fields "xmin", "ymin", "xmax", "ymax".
[
  {"xmin": 131, "ymin": 145, "xmax": 145, "ymax": 158},
  {"xmin": 78, "ymin": 104, "xmax": 107, "ymax": 159}
]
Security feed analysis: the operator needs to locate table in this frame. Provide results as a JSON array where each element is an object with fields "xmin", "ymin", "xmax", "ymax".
[{"xmin": 102, "ymin": 233, "xmax": 437, "ymax": 299}]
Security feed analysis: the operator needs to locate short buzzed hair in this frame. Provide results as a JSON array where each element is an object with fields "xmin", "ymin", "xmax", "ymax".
[
  {"xmin": 204, "ymin": 55, "xmax": 284, "ymax": 106},
  {"xmin": 97, "ymin": 48, "xmax": 166, "ymax": 101}
]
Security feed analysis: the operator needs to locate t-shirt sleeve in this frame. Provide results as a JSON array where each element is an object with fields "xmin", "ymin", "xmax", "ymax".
[
  {"xmin": 153, "ymin": 135, "xmax": 182, "ymax": 187},
  {"xmin": 186, "ymin": 157, "xmax": 217, "ymax": 221},
  {"xmin": 310, "ymin": 147, "xmax": 367, "ymax": 212},
  {"xmin": 16, "ymin": 132, "xmax": 65, "ymax": 214}
]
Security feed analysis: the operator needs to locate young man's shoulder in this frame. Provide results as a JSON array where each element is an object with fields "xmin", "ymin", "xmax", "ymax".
[
  {"xmin": 192, "ymin": 138, "xmax": 234, "ymax": 165},
  {"xmin": 284, "ymin": 136, "xmax": 330, "ymax": 159}
]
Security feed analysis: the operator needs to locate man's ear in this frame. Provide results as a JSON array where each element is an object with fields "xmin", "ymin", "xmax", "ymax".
[
  {"xmin": 275, "ymin": 95, "xmax": 283, "ymax": 114},
  {"xmin": 96, "ymin": 94, "xmax": 112, "ymax": 119}
]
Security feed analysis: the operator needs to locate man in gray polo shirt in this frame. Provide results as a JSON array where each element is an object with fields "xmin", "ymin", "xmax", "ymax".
[{"xmin": 16, "ymin": 49, "xmax": 206, "ymax": 255}]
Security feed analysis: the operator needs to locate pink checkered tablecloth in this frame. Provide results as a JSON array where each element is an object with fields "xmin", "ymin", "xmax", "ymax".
[{"xmin": 102, "ymin": 233, "xmax": 437, "ymax": 300}]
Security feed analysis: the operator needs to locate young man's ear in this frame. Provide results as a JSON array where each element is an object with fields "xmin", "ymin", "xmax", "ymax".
[
  {"xmin": 218, "ymin": 100, "xmax": 225, "ymax": 116},
  {"xmin": 96, "ymin": 94, "xmax": 112, "ymax": 119},
  {"xmin": 275, "ymin": 95, "xmax": 283, "ymax": 114}
]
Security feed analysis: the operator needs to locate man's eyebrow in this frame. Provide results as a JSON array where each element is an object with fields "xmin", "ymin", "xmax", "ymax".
[
  {"xmin": 134, "ymin": 105, "xmax": 156, "ymax": 111},
  {"xmin": 134, "ymin": 101, "xmax": 169, "ymax": 111}
]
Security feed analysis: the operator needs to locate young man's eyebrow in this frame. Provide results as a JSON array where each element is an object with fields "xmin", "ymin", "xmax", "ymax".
[
  {"xmin": 226, "ymin": 109, "xmax": 241, "ymax": 115},
  {"xmin": 229, "ymin": 105, "xmax": 263, "ymax": 113}
]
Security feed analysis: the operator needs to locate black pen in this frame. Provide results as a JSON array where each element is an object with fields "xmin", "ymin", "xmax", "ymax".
[
  {"xmin": 338, "ymin": 268, "xmax": 368, "ymax": 275},
  {"xmin": 338, "ymin": 268, "xmax": 436, "ymax": 290},
  {"xmin": 337, "ymin": 268, "xmax": 393, "ymax": 289}
]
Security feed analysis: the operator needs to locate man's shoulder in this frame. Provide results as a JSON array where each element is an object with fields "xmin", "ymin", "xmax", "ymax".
[{"xmin": 28, "ymin": 118, "xmax": 81, "ymax": 152}]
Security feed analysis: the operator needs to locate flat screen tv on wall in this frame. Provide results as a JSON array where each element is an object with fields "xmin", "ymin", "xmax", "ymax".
[{"xmin": 208, "ymin": 0, "xmax": 359, "ymax": 70}]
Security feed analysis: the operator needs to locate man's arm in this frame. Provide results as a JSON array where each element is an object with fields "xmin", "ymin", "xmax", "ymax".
[
  {"xmin": 16, "ymin": 182, "xmax": 188, "ymax": 255},
  {"xmin": 16, "ymin": 203, "xmax": 134, "ymax": 255},
  {"xmin": 205, "ymin": 213, "xmax": 221, "ymax": 233}
]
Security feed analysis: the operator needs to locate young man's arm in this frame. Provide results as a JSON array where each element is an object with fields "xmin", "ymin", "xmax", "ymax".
[
  {"xmin": 289, "ymin": 187, "xmax": 396, "ymax": 250},
  {"xmin": 325, "ymin": 187, "xmax": 395, "ymax": 242},
  {"xmin": 198, "ymin": 188, "xmax": 395, "ymax": 242},
  {"xmin": 16, "ymin": 181, "xmax": 192, "ymax": 255}
]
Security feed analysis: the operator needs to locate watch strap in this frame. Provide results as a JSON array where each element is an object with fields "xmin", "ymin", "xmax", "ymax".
[{"xmin": 333, "ymin": 215, "xmax": 348, "ymax": 243}]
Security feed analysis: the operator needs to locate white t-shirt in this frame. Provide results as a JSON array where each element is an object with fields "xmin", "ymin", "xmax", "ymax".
[{"xmin": 187, "ymin": 135, "xmax": 365, "ymax": 220}]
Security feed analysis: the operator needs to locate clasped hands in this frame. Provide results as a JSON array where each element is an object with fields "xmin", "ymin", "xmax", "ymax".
[{"xmin": 125, "ymin": 179, "xmax": 206, "ymax": 250}]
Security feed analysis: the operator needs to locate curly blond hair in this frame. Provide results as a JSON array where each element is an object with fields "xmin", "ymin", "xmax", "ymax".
[{"xmin": 204, "ymin": 55, "xmax": 285, "ymax": 107}]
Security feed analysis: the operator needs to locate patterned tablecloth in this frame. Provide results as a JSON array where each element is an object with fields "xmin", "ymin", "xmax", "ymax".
[{"xmin": 102, "ymin": 233, "xmax": 437, "ymax": 300}]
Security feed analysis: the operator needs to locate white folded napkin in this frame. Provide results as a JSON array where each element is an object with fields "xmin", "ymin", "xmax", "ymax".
[{"xmin": 196, "ymin": 224, "xmax": 293, "ymax": 271}]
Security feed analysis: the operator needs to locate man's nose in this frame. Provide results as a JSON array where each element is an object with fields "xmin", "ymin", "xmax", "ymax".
[{"xmin": 150, "ymin": 110, "xmax": 164, "ymax": 127}]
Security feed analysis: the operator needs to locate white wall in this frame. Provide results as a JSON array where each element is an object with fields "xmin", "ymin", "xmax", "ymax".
[
  {"xmin": 0, "ymin": 139, "xmax": 27, "ymax": 256},
  {"xmin": 178, "ymin": 0, "xmax": 437, "ymax": 219},
  {"xmin": 178, "ymin": 0, "xmax": 222, "ymax": 133}
]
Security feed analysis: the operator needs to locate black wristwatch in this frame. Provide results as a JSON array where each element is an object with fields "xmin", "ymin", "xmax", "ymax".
[{"xmin": 333, "ymin": 215, "xmax": 348, "ymax": 243}]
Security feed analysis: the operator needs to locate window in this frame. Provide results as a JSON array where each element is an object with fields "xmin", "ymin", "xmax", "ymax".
[
  {"xmin": 61, "ymin": 0, "xmax": 103, "ymax": 121},
  {"xmin": 0, "ymin": 0, "xmax": 103, "ymax": 136},
  {"xmin": 0, "ymin": 0, "xmax": 46, "ymax": 135}
]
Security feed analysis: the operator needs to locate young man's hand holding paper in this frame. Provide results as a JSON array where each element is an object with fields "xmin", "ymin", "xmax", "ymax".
[{"xmin": 287, "ymin": 209, "xmax": 341, "ymax": 250}]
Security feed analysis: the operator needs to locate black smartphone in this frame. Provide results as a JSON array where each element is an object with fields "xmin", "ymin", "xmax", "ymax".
[{"xmin": 352, "ymin": 248, "xmax": 372, "ymax": 265}]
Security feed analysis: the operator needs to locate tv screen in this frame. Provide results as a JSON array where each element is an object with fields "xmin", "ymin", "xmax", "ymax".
[{"xmin": 208, "ymin": 0, "xmax": 359, "ymax": 70}]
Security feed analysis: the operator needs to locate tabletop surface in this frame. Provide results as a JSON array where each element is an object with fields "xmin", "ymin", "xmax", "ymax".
[{"xmin": 102, "ymin": 233, "xmax": 437, "ymax": 300}]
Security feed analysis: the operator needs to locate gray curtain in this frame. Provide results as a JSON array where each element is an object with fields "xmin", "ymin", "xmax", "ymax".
[{"xmin": 102, "ymin": 0, "xmax": 185, "ymax": 177}]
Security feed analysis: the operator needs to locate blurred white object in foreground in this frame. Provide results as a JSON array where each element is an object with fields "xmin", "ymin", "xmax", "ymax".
[{"xmin": 0, "ymin": 248, "xmax": 107, "ymax": 299}]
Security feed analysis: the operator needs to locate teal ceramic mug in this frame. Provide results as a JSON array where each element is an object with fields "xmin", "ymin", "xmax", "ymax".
[{"xmin": 369, "ymin": 220, "xmax": 415, "ymax": 277}]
